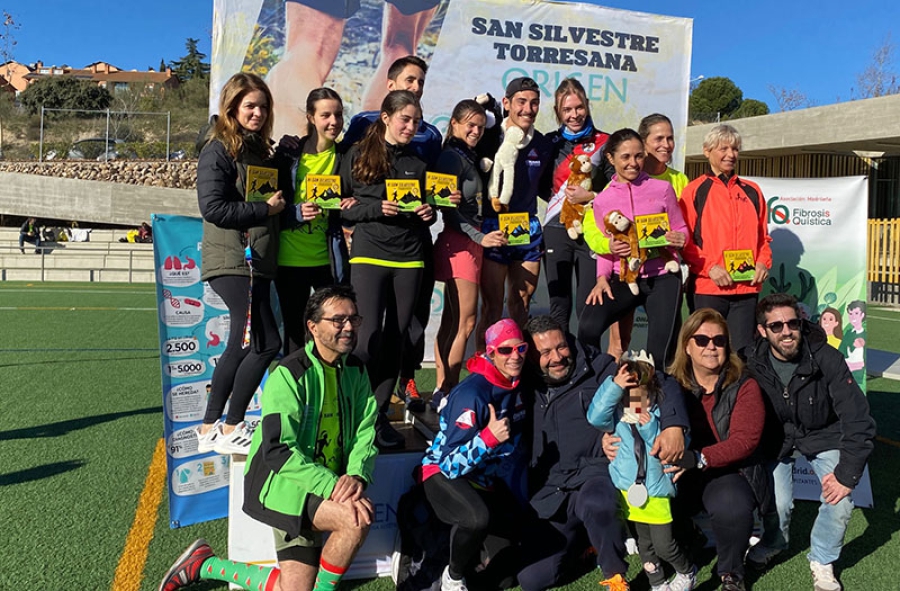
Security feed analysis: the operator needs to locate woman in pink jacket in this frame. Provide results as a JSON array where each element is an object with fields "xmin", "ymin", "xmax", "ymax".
[{"xmin": 577, "ymin": 128, "xmax": 688, "ymax": 366}]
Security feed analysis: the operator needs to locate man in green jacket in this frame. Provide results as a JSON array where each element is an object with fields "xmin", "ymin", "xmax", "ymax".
[{"xmin": 159, "ymin": 285, "xmax": 379, "ymax": 591}]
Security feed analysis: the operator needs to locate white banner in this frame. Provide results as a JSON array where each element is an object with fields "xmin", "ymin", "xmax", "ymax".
[
  {"xmin": 228, "ymin": 452, "xmax": 423, "ymax": 582},
  {"xmin": 211, "ymin": 0, "xmax": 693, "ymax": 168}
]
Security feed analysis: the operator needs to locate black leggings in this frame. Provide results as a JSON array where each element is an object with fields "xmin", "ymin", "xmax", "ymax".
[
  {"xmin": 633, "ymin": 521, "xmax": 692, "ymax": 586},
  {"xmin": 350, "ymin": 264, "xmax": 422, "ymax": 410},
  {"xmin": 424, "ymin": 474, "xmax": 521, "ymax": 580},
  {"xmin": 205, "ymin": 275, "xmax": 281, "ymax": 425},
  {"xmin": 577, "ymin": 273, "xmax": 682, "ymax": 367},
  {"xmin": 274, "ymin": 265, "xmax": 334, "ymax": 356},
  {"xmin": 399, "ymin": 238, "xmax": 435, "ymax": 380},
  {"xmin": 543, "ymin": 225, "xmax": 595, "ymax": 336},
  {"xmin": 690, "ymin": 293, "xmax": 759, "ymax": 353}
]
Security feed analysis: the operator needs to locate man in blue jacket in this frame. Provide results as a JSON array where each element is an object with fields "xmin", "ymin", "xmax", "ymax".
[
  {"xmin": 517, "ymin": 315, "xmax": 688, "ymax": 591},
  {"xmin": 744, "ymin": 293, "xmax": 875, "ymax": 591}
]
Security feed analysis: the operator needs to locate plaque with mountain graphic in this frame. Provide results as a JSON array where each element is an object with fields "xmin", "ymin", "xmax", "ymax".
[
  {"xmin": 634, "ymin": 213, "xmax": 670, "ymax": 248},
  {"xmin": 385, "ymin": 179, "xmax": 422, "ymax": 212},
  {"xmin": 246, "ymin": 165, "xmax": 279, "ymax": 202},
  {"xmin": 306, "ymin": 174, "xmax": 342, "ymax": 209},
  {"xmin": 499, "ymin": 212, "xmax": 531, "ymax": 246},
  {"xmin": 426, "ymin": 172, "xmax": 457, "ymax": 207},
  {"xmin": 723, "ymin": 249, "xmax": 756, "ymax": 281}
]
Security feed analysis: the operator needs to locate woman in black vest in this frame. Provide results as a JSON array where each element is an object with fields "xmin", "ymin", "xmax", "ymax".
[{"xmin": 666, "ymin": 308, "xmax": 769, "ymax": 591}]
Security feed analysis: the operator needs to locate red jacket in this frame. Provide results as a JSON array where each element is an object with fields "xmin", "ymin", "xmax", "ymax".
[{"xmin": 679, "ymin": 173, "xmax": 772, "ymax": 296}]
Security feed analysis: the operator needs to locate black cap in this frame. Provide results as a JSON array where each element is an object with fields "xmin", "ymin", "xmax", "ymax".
[{"xmin": 505, "ymin": 77, "xmax": 540, "ymax": 98}]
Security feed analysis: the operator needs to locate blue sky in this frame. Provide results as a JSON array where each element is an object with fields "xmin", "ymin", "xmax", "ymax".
[{"xmin": 7, "ymin": 1, "xmax": 898, "ymax": 110}]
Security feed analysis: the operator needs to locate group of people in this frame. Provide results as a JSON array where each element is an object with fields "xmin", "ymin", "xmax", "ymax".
[{"xmin": 159, "ymin": 55, "xmax": 875, "ymax": 591}]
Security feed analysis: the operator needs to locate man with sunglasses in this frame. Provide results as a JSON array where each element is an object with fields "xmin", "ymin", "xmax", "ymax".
[
  {"xmin": 159, "ymin": 285, "xmax": 378, "ymax": 591},
  {"xmin": 743, "ymin": 293, "xmax": 875, "ymax": 591},
  {"xmin": 517, "ymin": 315, "xmax": 689, "ymax": 591}
]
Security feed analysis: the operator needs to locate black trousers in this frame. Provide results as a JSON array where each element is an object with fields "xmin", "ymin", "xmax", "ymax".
[
  {"xmin": 690, "ymin": 293, "xmax": 759, "ymax": 353},
  {"xmin": 543, "ymin": 225, "xmax": 595, "ymax": 336},
  {"xmin": 350, "ymin": 264, "xmax": 422, "ymax": 410},
  {"xmin": 424, "ymin": 473, "xmax": 521, "ymax": 581},
  {"xmin": 577, "ymin": 273, "xmax": 682, "ymax": 367},
  {"xmin": 518, "ymin": 473, "xmax": 628, "ymax": 591},
  {"xmin": 274, "ymin": 264, "xmax": 333, "ymax": 356},
  {"xmin": 672, "ymin": 469, "xmax": 756, "ymax": 579},
  {"xmin": 205, "ymin": 275, "xmax": 281, "ymax": 425}
]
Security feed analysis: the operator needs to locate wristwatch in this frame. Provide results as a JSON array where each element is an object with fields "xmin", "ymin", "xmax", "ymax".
[{"xmin": 697, "ymin": 452, "xmax": 708, "ymax": 470}]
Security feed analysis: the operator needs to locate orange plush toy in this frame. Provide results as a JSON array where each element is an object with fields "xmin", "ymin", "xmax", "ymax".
[
  {"xmin": 603, "ymin": 209, "xmax": 680, "ymax": 295},
  {"xmin": 561, "ymin": 154, "xmax": 592, "ymax": 239}
]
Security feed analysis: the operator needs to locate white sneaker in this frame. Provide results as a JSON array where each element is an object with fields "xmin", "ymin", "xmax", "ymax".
[
  {"xmin": 810, "ymin": 560, "xmax": 842, "ymax": 591},
  {"xmin": 213, "ymin": 421, "xmax": 254, "ymax": 455},
  {"xmin": 668, "ymin": 566, "xmax": 697, "ymax": 591},
  {"xmin": 650, "ymin": 584, "xmax": 670, "ymax": 591},
  {"xmin": 440, "ymin": 565, "xmax": 468, "ymax": 591},
  {"xmin": 195, "ymin": 420, "xmax": 222, "ymax": 453}
]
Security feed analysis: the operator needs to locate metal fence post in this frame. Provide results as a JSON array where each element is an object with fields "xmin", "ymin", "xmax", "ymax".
[{"xmin": 39, "ymin": 107, "xmax": 44, "ymax": 162}]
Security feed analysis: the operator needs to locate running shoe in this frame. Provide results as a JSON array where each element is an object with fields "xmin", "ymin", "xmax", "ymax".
[
  {"xmin": 158, "ymin": 538, "xmax": 213, "ymax": 591},
  {"xmin": 213, "ymin": 421, "xmax": 254, "ymax": 455}
]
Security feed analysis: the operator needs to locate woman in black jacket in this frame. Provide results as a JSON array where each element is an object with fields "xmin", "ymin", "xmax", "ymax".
[
  {"xmin": 196, "ymin": 72, "xmax": 312, "ymax": 455},
  {"xmin": 340, "ymin": 90, "xmax": 435, "ymax": 449}
]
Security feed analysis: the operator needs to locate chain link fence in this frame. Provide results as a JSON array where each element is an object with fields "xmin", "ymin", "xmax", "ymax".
[{"xmin": 36, "ymin": 107, "xmax": 194, "ymax": 162}]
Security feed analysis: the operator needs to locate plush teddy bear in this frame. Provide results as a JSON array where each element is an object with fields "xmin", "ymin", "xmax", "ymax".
[
  {"xmin": 489, "ymin": 120, "xmax": 533, "ymax": 213},
  {"xmin": 560, "ymin": 153, "xmax": 592, "ymax": 239},
  {"xmin": 603, "ymin": 209, "xmax": 680, "ymax": 295}
]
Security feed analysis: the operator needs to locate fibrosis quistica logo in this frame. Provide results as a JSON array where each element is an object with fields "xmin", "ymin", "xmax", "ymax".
[{"xmin": 767, "ymin": 196, "xmax": 833, "ymax": 227}]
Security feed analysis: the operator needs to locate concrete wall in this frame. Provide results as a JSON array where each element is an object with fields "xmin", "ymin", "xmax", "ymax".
[
  {"xmin": 0, "ymin": 172, "xmax": 198, "ymax": 225},
  {"xmin": 685, "ymin": 94, "xmax": 900, "ymax": 160}
]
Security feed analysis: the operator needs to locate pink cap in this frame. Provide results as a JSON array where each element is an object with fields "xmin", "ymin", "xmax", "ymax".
[{"xmin": 485, "ymin": 318, "xmax": 524, "ymax": 350}]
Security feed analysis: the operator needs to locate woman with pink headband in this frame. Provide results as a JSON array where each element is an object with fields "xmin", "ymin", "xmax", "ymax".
[{"xmin": 421, "ymin": 318, "xmax": 529, "ymax": 591}]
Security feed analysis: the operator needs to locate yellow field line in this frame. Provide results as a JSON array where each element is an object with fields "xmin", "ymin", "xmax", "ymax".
[{"xmin": 112, "ymin": 438, "xmax": 167, "ymax": 591}]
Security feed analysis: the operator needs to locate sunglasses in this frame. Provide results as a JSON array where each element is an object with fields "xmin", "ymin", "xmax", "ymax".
[
  {"xmin": 765, "ymin": 318, "xmax": 801, "ymax": 333},
  {"xmin": 493, "ymin": 343, "xmax": 529, "ymax": 356},
  {"xmin": 321, "ymin": 314, "xmax": 363, "ymax": 329},
  {"xmin": 690, "ymin": 334, "xmax": 728, "ymax": 348}
]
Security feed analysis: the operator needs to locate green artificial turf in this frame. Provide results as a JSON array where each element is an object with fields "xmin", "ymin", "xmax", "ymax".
[{"xmin": 0, "ymin": 282, "xmax": 898, "ymax": 591}]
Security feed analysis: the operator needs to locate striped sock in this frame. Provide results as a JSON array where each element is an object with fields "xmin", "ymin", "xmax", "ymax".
[
  {"xmin": 312, "ymin": 558, "xmax": 347, "ymax": 591},
  {"xmin": 199, "ymin": 556, "xmax": 279, "ymax": 591}
]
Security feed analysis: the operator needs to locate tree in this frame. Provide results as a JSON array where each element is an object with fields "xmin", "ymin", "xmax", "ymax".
[
  {"xmin": 729, "ymin": 99, "xmax": 770, "ymax": 120},
  {"xmin": 768, "ymin": 84, "xmax": 814, "ymax": 111},
  {"xmin": 169, "ymin": 38, "xmax": 210, "ymax": 81},
  {"xmin": 689, "ymin": 76, "xmax": 743, "ymax": 123},
  {"xmin": 19, "ymin": 76, "xmax": 112, "ymax": 116},
  {"xmin": 853, "ymin": 34, "xmax": 899, "ymax": 99},
  {"xmin": 159, "ymin": 58, "xmax": 167, "ymax": 73}
]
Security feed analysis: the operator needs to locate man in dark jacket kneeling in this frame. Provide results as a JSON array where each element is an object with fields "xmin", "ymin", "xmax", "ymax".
[
  {"xmin": 517, "ymin": 316, "xmax": 688, "ymax": 591},
  {"xmin": 744, "ymin": 293, "xmax": 875, "ymax": 591}
]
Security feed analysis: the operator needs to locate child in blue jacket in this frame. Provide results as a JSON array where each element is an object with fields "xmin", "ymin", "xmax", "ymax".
[{"xmin": 587, "ymin": 351, "xmax": 696, "ymax": 591}]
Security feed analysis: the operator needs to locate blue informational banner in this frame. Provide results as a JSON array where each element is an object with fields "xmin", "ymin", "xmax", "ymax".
[{"xmin": 152, "ymin": 214, "xmax": 264, "ymax": 528}]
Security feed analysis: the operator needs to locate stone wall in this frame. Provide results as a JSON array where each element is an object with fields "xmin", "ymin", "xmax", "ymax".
[{"xmin": 0, "ymin": 160, "xmax": 198, "ymax": 189}]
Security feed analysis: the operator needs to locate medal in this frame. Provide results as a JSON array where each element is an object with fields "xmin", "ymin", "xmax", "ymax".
[{"xmin": 626, "ymin": 482, "xmax": 649, "ymax": 508}]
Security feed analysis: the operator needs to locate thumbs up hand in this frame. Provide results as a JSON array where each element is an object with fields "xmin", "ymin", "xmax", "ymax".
[{"xmin": 486, "ymin": 405, "xmax": 510, "ymax": 443}]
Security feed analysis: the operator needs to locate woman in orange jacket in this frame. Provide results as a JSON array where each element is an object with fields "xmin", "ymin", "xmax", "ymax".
[{"xmin": 679, "ymin": 124, "xmax": 772, "ymax": 351}]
